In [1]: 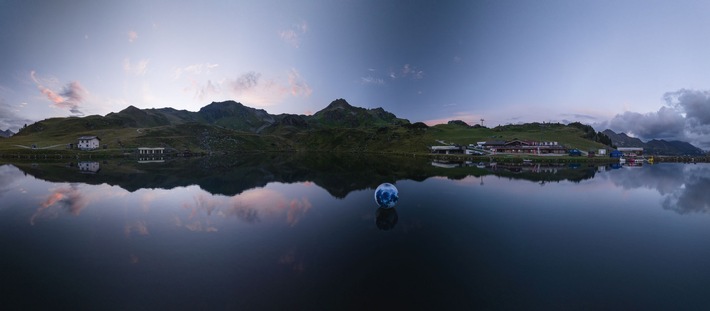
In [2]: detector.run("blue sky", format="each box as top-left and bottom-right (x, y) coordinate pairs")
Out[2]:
(3, 0), (710, 148)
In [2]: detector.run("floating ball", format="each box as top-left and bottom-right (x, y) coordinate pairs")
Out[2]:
(374, 183), (398, 208)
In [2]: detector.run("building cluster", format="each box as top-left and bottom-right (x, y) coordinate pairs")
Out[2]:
(430, 140), (566, 155)
(430, 140), (643, 158)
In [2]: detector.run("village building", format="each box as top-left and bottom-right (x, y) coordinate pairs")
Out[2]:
(77, 136), (100, 150)
(483, 140), (566, 155)
(429, 145), (465, 154)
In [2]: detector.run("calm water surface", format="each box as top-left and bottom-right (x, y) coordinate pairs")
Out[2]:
(2, 156), (710, 310)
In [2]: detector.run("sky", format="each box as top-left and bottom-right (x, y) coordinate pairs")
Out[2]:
(3, 0), (710, 148)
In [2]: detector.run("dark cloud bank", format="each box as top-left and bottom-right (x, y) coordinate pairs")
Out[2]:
(598, 89), (710, 149)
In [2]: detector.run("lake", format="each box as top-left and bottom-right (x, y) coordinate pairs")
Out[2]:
(2, 155), (710, 310)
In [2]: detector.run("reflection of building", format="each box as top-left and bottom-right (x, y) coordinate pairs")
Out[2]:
(431, 161), (461, 168)
(77, 136), (100, 150)
(483, 140), (566, 154)
(138, 158), (165, 163)
(137, 147), (166, 163)
(617, 147), (643, 157)
(78, 161), (100, 173)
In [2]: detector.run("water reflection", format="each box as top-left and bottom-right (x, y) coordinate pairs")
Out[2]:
(5, 155), (710, 216)
(4, 158), (710, 309)
(605, 163), (710, 214)
(31, 184), (88, 225)
(375, 207), (398, 230)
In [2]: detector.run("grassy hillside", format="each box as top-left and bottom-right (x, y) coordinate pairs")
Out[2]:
(426, 122), (609, 152)
(0, 119), (610, 156)
(0, 98), (612, 156)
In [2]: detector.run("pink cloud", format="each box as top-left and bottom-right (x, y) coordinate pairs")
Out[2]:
(30, 71), (86, 115)
(128, 30), (138, 43)
(287, 68), (312, 97)
(424, 112), (482, 126)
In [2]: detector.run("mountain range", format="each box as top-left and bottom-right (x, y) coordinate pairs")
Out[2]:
(10, 99), (428, 153)
(7, 98), (705, 155)
(602, 129), (704, 156)
(0, 129), (14, 138)
(96, 98), (410, 133)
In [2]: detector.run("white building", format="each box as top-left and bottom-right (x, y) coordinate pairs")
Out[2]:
(138, 147), (165, 155)
(77, 136), (100, 150)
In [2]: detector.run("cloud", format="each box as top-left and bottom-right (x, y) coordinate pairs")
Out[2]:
(664, 89), (710, 135)
(128, 30), (138, 43)
(287, 68), (312, 97)
(195, 80), (220, 100)
(225, 68), (311, 100)
(279, 20), (308, 48)
(389, 64), (424, 80)
(0, 100), (32, 132)
(606, 107), (685, 140)
(30, 71), (86, 115)
(602, 89), (710, 148)
(230, 71), (261, 93)
(361, 76), (385, 86)
(173, 63), (219, 80)
(559, 113), (599, 121)
(423, 112), (483, 126)
(123, 58), (149, 76)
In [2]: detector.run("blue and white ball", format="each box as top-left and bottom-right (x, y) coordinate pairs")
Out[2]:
(374, 183), (399, 208)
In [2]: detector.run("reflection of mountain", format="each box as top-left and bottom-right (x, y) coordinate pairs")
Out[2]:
(9, 154), (602, 198)
(606, 163), (710, 214)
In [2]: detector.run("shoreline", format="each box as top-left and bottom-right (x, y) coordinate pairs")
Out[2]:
(1, 148), (707, 164)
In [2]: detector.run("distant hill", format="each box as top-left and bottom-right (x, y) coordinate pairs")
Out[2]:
(602, 129), (705, 156)
(0, 129), (13, 138)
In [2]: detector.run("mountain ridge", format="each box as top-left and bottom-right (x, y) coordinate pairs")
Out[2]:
(602, 129), (704, 155)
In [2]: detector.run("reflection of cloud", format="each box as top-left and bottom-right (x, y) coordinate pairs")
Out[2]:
(175, 186), (315, 229)
(286, 197), (312, 227)
(31, 184), (89, 225)
(183, 220), (218, 232)
(124, 220), (150, 238)
(279, 249), (305, 273)
(0, 165), (24, 199)
(223, 201), (260, 223)
(608, 164), (710, 214)
(662, 172), (710, 214)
